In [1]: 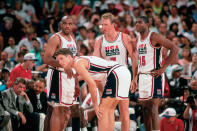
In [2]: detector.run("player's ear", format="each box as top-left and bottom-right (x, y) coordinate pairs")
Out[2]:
(68, 55), (72, 59)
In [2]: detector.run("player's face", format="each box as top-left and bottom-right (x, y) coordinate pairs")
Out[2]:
(101, 19), (114, 34)
(57, 54), (71, 69)
(61, 18), (73, 34)
(135, 18), (146, 33)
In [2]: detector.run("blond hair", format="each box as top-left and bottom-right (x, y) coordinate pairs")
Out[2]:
(101, 13), (115, 23)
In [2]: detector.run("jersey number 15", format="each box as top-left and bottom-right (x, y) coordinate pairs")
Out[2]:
(139, 56), (146, 66)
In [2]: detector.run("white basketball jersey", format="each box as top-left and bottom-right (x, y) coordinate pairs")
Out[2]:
(100, 32), (128, 67)
(74, 56), (118, 83)
(56, 33), (77, 56)
(137, 31), (162, 73)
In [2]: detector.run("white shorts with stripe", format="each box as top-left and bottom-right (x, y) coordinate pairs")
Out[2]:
(102, 65), (131, 99)
(138, 73), (165, 100)
(46, 68), (75, 106)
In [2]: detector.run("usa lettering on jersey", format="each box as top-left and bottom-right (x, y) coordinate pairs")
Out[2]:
(67, 44), (77, 55)
(138, 43), (147, 66)
(138, 44), (147, 54)
(105, 45), (120, 56)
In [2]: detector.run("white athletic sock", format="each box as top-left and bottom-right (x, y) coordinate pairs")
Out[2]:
(92, 126), (98, 131)
(80, 127), (88, 131)
(65, 127), (72, 131)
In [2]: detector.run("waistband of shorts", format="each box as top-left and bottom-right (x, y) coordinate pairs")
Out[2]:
(107, 64), (122, 76)
(48, 101), (73, 107)
(138, 71), (152, 75)
(49, 66), (64, 72)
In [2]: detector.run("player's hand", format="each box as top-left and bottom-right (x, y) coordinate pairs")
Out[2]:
(94, 105), (102, 119)
(74, 85), (80, 98)
(151, 67), (165, 78)
(131, 77), (137, 93)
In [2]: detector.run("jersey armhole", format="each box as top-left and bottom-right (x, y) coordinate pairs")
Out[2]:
(100, 37), (103, 57)
(150, 32), (161, 49)
(74, 57), (90, 70)
(121, 33), (129, 66)
(55, 34), (62, 49)
(121, 32), (127, 49)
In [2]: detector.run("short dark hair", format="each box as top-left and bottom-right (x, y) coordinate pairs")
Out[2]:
(55, 48), (73, 58)
(138, 16), (149, 23)
(13, 78), (27, 86)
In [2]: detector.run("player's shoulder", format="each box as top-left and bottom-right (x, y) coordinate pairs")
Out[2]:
(150, 31), (161, 39)
(121, 32), (129, 37)
(47, 33), (61, 44)
(96, 35), (103, 41)
(121, 32), (131, 42)
(49, 33), (60, 40)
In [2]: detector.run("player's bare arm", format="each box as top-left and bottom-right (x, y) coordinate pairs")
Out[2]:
(73, 59), (102, 119)
(73, 73), (80, 98)
(122, 33), (138, 92)
(43, 35), (61, 67)
(93, 38), (102, 57)
(151, 33), (179, 77)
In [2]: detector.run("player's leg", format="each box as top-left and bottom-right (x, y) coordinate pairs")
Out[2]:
(49, 106), (62, 131)
(80, 88), (101, 128)
(141, 100), (153, 131)
(119, 99), (130, 131)
(50, 106), (71, 131)
(152, 98), (161, 130)
(98, 97), (119, 131)
(115, 66), (131, 131)
(44, 102), (53, 131)
(98, 66), (130, 131)
(152, 74), (164, 130)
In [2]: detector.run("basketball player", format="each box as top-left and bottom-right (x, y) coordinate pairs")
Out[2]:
(134, 16), (178, 131)
(93, 13), (138, 131)
(55, 48), (131, 131)
(43, 16), (79, 131)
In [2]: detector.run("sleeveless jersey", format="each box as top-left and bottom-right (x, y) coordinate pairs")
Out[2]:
(46, 32), (77, 105)
(100, 32), (128, 67)
(56, 32), (77, 56)
(74, 56), (119, 82)
(137, 31), (162, 73)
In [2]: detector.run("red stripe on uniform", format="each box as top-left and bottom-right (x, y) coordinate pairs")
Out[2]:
(56, 34), (62, 48)
(49, 70), (54, 89)
(121, 33), (128, 65)
(138, 97), (152, 100)
(88, 70), (107, 74)
(151, 49), (156, 98)
(112, 70), (119, 98)
(149, 32), (161, 49)
(60, 102), (73, 106)
(59, 72), (62, 102)
(90, 63), (108, 69)
(74, 57), (90, 69)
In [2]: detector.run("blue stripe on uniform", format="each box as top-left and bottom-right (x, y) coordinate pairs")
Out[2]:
(155, 48), (161, 69)
(89, 64), (110, 73)
(153, 75), (163, 98)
